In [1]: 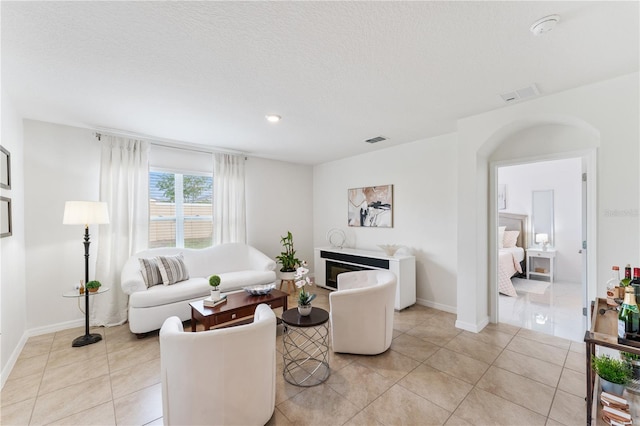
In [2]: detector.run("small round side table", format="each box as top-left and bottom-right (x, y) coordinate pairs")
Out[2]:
(62, 287), (110, 347)
(281, 307), (330, 386)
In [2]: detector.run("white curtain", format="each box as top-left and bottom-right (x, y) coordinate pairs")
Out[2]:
(93, 136), (149, 326)
(213, 153), (246, 244)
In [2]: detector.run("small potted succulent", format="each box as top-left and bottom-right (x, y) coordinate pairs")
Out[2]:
(209, 275), (221, 301)
(295, 262), (315, 316)
(275, 231), (301, 279)
(86, 280), (102, 293)
(592, 354), (632, 395)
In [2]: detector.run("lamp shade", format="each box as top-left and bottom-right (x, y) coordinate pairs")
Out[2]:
(63, 201), (110, 226)
(535, 233), (549, 244)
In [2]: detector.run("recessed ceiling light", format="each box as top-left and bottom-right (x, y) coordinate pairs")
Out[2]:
(530, 15), (560, 36)
(265, 114), (281, 123)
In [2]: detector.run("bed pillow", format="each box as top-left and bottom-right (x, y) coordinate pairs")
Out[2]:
(157, 254), (190, 285)
(503, 230), (520, 248)
(139, 257), (163, 288)
(498, 226), (506, 249)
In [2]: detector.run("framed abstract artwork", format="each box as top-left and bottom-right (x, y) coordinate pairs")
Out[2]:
(1, 196), (11, 238)
(348, 185), (393, 227)
(0, 145), (10, 190)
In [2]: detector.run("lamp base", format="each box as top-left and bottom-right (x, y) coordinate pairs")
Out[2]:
(72, 333), (102, 347)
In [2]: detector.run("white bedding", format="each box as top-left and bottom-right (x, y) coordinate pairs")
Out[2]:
(498, 247), (524, 297)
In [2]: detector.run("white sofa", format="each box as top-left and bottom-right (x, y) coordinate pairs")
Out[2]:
(160, 304), (276, 426)
(329, 269), (397, 355)
(121, 243), (276, 334)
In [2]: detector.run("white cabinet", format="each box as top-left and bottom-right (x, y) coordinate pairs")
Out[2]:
(314, 247), (416, 310)
(526, 248), (556, 283)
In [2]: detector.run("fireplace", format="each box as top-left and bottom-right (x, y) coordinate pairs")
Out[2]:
(314, 247), (416, 310)
(325, 260), (372, 289)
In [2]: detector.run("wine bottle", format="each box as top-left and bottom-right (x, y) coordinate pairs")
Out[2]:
(606, 266), (621, 299)
(621, 264), (632, 287)
(619, 285), (639, 338)
(631, 267), (640, 304)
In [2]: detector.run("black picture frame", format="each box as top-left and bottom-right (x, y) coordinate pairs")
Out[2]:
(0, 145), (10, 190)
(1, 196), (12, 238)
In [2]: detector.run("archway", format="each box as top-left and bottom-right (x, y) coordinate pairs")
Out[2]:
(487, 121), (599, 331)
(454, 115), (600, 334)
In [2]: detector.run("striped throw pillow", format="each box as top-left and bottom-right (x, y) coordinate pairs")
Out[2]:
(157, 254), (189, 285)
(139, 257), (163, 288)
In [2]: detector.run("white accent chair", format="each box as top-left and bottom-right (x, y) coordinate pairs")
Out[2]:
(159, 304), (276, 426)
(329, 269), (397, 355)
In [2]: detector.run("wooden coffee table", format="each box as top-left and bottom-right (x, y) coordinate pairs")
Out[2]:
(189, 288), (288, 332)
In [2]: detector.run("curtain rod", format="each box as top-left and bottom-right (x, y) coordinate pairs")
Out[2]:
(93, 128), (246, 157)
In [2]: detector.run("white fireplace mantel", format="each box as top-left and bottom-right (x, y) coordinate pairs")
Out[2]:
(314, 247), (416, 310)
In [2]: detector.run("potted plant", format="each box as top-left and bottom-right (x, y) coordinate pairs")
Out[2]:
(209, 275), (221, 301)
(295, 262), (315, 316)
(86, 280), (102, 293)
(275, 231), (301, 279)
(592, 354), (632, 395)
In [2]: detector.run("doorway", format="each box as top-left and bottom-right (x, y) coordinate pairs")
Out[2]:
(495, 156), (586, 341)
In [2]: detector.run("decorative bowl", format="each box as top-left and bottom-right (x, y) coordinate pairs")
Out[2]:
(378, 244), (401, 257)
(243, 283), (276, 296)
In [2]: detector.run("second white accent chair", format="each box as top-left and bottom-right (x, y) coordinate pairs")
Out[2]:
(159, 304), (276, 426)
(329, 269), (397, 355)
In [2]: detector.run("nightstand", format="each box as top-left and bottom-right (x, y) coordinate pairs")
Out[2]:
(526, 248), (556, 283)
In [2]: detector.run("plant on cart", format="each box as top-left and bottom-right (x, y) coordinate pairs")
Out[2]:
(592, 354), (632, 385)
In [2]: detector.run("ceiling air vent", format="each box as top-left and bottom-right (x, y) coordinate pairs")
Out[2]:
(500, 84), (540, 104)
(365, 136), (387, 144)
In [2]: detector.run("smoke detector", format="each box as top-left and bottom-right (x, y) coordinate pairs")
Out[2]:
(530, 15), (560, 35)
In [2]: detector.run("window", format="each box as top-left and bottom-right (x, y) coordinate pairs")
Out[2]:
(149, 170), (213, 248)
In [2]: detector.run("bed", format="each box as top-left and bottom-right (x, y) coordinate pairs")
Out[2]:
(498, 212), (528, 297)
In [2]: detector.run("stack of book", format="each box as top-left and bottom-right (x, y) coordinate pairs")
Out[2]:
(601, 391), (633, 425)
(203, 294), (227, 308)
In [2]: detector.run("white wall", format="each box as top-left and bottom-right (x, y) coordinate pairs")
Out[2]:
(1, 90), (26, 385)
(456, 72), (640, 332)
(245, 157), (314, 269)
(499, 158), (582, 283)
(24, 120), (101, 331)
(313, 133), (458, 311)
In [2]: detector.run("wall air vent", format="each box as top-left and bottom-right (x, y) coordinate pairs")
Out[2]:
(365, 136), (388, 144)
(500, 84), (540, 104)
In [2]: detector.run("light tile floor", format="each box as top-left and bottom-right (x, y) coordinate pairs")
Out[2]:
(2, 287), (587, 425)
(499, 279), (586, 342)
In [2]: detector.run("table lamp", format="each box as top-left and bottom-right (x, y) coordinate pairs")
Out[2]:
(63, 201), (109, 347)
(535, 233), (549, 251)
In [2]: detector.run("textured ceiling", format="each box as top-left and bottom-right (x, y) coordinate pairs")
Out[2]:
(2, 1), (638, 165)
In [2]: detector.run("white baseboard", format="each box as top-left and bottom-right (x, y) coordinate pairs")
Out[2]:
(27, 319), (84, 338)
(415, 297), (457, 314)
(1, 318), (84, 390)
(455, 316), (490, 333)
(1, 333), (28, 390)
(413, 299), (490, 333)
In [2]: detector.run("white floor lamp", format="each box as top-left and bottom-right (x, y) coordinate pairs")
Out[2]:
(63, 201), (110, 347)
